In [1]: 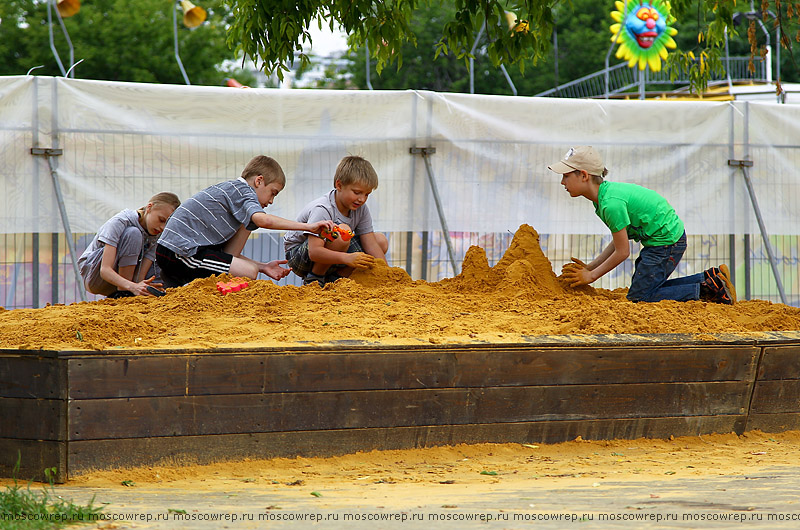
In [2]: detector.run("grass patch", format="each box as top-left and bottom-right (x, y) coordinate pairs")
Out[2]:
(1, 459), (102, 529)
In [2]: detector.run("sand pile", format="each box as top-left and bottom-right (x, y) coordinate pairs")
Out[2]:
(1, 224), (800, 351)
(444, 224), (591, 298)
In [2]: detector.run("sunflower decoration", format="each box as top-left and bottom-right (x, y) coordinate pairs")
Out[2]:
(610, 0), (678, 71)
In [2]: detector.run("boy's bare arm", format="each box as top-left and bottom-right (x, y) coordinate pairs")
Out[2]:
(307, 236), (374, 269)
(589, 230), (630, 281)
(587, 242), (616, 270)
(564, 230), (630, 287)
(252, 212), (333, 233)
(359, 232), (387, 262)
(223, 225), (251, 257)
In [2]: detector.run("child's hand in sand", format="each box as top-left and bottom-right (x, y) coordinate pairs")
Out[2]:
(346, 252), (375, 270)
(562, 265), (594, 287)
(561, 257), (588, 274)
(262, 259), (292, 280)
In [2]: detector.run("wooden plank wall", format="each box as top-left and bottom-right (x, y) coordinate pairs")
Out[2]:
(64, 344), (760, 475)
(0, 354), (67, 481)
(747, 344), (800, 432)
(8, 341), (800, 481)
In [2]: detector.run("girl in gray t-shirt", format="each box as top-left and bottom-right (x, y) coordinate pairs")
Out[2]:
(78, 192), (180, 297)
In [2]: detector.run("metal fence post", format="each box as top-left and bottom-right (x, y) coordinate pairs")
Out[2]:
(30, 147), (87, 302)
(409, 147), (459, 275)
(728, 159), (787, 304)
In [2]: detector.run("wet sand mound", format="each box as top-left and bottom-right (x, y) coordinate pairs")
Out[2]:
(440, 224), (592, 298)
(349, 259), (413, 287)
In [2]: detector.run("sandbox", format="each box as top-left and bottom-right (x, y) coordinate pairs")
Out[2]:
(2, 226), (800, 482)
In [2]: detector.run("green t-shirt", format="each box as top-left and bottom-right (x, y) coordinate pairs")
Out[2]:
(594, 181), (684, 247)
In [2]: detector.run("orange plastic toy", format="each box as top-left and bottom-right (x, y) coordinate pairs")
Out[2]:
(321, 226), (354, 242)
(216, 279), (249, 295)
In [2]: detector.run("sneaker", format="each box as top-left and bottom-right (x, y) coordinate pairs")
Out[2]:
(703, 267), (721, 282)
(302, 273), (325, 287)
(324, 271), (345, 284)
(108, 290), (134, 299)
(718, 264), (737, 304)
(700, 275), (734, 305)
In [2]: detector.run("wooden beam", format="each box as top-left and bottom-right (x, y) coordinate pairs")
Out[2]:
(757, 345), (800, 380)
(0, 355), (65, 399)
(0, 398), (66, 440)
(66, 415), (746, 475)
(64, 346), (760, 398)
(68, 382), (751, 440)
(0, 438), (66, 483)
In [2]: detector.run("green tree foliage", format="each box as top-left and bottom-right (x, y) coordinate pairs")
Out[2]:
(0, 0), (252, 86)
(341, 0), (612, 95)
(667, 0), (800, 91)
(225, 0), (799, 93)
(225, 0), (555, 81)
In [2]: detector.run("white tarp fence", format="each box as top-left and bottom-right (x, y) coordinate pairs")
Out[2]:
(1, 75), (799, 237)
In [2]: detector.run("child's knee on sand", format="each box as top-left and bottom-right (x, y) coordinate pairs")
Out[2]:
(374, 232), (389, 254)
(116, 227), (145, 269)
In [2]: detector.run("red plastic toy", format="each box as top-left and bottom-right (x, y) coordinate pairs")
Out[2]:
(216, 279), (249, 295)
(321, 226), (354, 242)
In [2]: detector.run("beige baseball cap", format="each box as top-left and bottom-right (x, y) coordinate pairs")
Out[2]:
(548, 146), (606, 176)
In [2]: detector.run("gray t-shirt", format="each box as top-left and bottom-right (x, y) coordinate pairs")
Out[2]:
(159, 178), (264, 257)
(284, 189), (374, 252)
(78, 209), (157, 295)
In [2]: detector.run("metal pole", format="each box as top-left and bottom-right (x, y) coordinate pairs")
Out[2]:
(724, 27), (733, 92)
(47, 0), (68, 76)
(605, 0), (628, 98)
(776, 25), (781, 101)
(32, 78), (41, 308)
(409, 147), (459, 275)
(469, 24), (486, 94)
(498, 64), (517, 96)
(173, 1), (191, 85)
(365, 41), (373, 90)
(31, 148), (87, 302)
(744, 234), (751, 299)
(54, 4), (75, 77)
(727, 103), (736, 299)
(728, 159), (787, 304)
(754, 18), (772, 84)
(638, 67), (645, 100)
(552, 22), (559, 95)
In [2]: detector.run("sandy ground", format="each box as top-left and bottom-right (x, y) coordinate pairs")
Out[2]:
(5, 431), (800, 529)
(1, 225), (800, 351)
(68, 430), (800, 490)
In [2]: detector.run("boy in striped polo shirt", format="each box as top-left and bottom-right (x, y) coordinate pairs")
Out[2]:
(156, 155), (334, 289)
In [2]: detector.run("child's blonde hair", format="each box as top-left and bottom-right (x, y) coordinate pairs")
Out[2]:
(241, 155), (286, 186)
(334, 156), (379, 189)
(148, 192), (180, 210)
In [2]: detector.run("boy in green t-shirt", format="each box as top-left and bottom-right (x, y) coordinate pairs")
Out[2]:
(548, 146), (735, 304)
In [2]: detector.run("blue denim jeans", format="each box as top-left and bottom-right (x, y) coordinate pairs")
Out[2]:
(627, 233), (702, 302)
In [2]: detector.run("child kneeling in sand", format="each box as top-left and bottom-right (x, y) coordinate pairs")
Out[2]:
(156, 155), (334, 288)
(284, 155), (389, 286)
(548, 146), (735, 304)
(79, 192), (181, 298)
